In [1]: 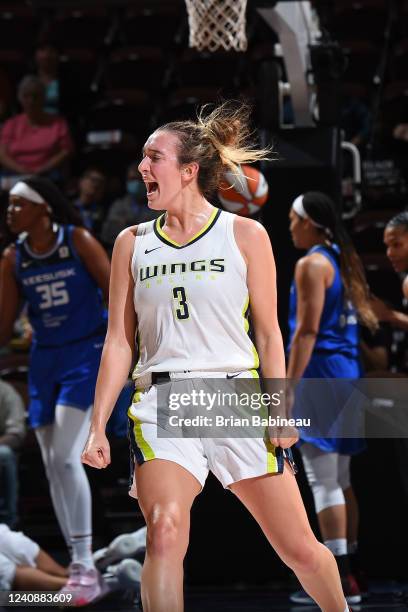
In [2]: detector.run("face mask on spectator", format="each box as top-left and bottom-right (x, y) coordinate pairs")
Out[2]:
(127, 180), (144, 197)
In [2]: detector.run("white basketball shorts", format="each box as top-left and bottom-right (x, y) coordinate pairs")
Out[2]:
(127, 371), (295, 498)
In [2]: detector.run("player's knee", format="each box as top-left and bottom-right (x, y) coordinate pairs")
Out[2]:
(281, 535), (320, 575)
(12, 565), (34, 590)
(52, 450), (79, 474)
(52, 454), (70, 473)
(309, 479), (344, 514)
(145, 505), (185, 557)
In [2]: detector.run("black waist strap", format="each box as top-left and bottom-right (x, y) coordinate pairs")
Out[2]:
(151, 372), (171, 384)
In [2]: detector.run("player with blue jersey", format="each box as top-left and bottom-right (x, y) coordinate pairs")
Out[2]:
(0, 176), (110, 606)
(371, 210), (408, 553)
(288, 241), (362, 454)
(287, 191), (377, 606)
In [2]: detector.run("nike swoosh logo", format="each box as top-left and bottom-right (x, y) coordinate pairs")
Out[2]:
(145, 247), (163, 254)
(22, 261), (32, 268)
(226, 372), (241, 379)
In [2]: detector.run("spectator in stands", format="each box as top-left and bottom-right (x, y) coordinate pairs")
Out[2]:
(341, 94), (372, 149)
(33, 41), (78, 122)
(73, 167), (107, 236)
(100, 162), (159, 249)
(34, 42), (61, 116)
(0, 379), (26, 528)
(0, 75), (73, 181)
(393, 123), (408, 143)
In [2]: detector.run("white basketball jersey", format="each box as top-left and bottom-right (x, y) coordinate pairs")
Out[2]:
(131, 208), (259, 379)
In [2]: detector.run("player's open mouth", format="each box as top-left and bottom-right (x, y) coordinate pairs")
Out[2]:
(146, 181), (158, 196)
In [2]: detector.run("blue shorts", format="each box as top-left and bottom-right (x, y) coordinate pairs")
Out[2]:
(295, 352), (365, 455)
(28, 334), (104, 428)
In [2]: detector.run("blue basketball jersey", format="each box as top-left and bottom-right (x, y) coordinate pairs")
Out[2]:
(14, 225), (107, 347)
(288, 244), (359, 359)
(288, 244), (364, 454)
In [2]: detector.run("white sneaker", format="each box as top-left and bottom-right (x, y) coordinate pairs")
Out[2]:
(94, 526), (147, 571)
(59, 562), (108, 607)
(102, 558), (142, 591)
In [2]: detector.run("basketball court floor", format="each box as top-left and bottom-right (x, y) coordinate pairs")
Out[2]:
(1, 585), (407, 611)
(127, 588), (408, 612)
(94, 587), (408, 611)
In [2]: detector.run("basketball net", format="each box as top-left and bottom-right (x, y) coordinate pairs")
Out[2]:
(185, 0), (248, 52)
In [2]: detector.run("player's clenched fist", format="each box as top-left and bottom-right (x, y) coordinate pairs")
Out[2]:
(81, 430), (111, 469)
(269, 425), (299, 449)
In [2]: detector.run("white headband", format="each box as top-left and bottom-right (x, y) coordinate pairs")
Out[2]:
(292, 194), (307, 219)
(292, 194), (325, 230)
(10, 182), (45, 204)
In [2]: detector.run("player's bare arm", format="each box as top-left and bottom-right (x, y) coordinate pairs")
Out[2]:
(0, 246), (20, 346)
(82, 227), (137, 469)
(287, 255), (330, 379)
(234, 216), (297, 448)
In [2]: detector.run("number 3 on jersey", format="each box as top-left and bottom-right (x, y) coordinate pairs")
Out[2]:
(172, 286), (190, 320)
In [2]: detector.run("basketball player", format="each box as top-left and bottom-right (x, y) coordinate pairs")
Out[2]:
(287, 192), (377, 605)
(371, 210), (408, 329)
(0, 522), (69, 591)
(82, 102), (352, 612)
(0, 176), (110, 605)
(371, 211), (408, 513)
(0, 522), (142, 596)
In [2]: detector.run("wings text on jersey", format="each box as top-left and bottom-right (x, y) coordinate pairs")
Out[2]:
(138, 258), (225, 282)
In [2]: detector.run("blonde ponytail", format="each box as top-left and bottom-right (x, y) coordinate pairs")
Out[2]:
(159, 100), (272, 198)
(197, 101), (273, 175)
